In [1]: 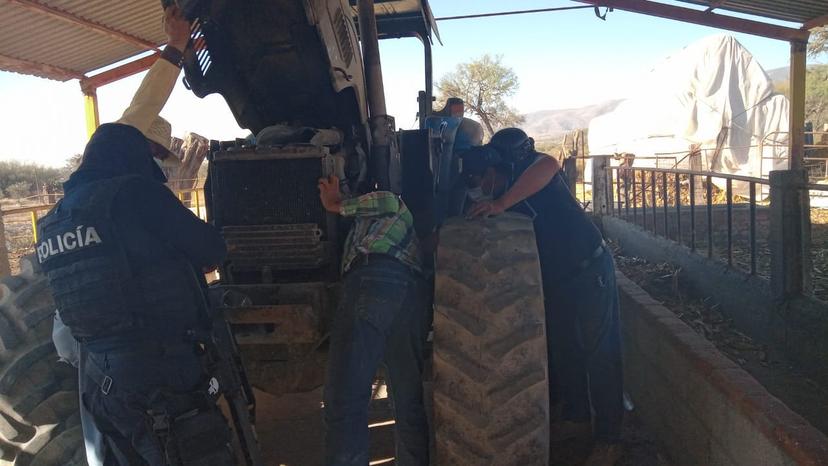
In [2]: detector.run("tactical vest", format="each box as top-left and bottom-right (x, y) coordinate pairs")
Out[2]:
(37, 176), (205, 340)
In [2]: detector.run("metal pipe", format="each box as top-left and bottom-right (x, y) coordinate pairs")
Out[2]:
(690, 174), (696, 251)
(662, 172), (668, 239)
(706, 176), (713, 259)
(726, 178), (733, 266)
(83, 88), (100, 139)
(423, 36), (433, 118)
(358, 0), (387, 117)
(651, 170), (657, 233)
(749, 182), (757, 275)
(641, 170), (647, 229)
(358, 0), (394, 190)
(624, 169), (630, 219)
(675, 174), (682, 245)
(30, 211), (39, 243)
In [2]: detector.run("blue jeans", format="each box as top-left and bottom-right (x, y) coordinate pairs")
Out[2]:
(545, 247), (624, 442)
(324, 256), (430, 466)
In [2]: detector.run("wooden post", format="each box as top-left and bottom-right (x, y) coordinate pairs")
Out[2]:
(689, 144), (705, 204)
(789, 39), (808, 171)
(0, 209), (11, 278)
(591, 155), (612, 215)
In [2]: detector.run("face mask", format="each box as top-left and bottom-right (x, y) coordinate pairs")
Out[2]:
(466, 187), (488, 203)
(467, 177), (498, 203)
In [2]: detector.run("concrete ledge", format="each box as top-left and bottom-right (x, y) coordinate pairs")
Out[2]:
(617, 271), (828, 466)
(603, 215), (828, 387)
(603, 215), (773, 341)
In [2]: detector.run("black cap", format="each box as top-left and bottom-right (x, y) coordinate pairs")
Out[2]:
(489, 127), (534, 163)
(460, 145), (503, 177)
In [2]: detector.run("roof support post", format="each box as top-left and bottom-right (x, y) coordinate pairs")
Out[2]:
(83, 87), (100, 139)
(77, 53), (160, 141)
(789, 39), (808, 170)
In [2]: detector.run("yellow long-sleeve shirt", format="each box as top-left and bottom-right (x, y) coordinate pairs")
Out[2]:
(115, 52), (181, 134)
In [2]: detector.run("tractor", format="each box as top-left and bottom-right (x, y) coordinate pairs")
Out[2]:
(0, 1), (550, 464)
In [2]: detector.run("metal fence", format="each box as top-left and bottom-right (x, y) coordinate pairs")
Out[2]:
(807, 182), (828, 302)
(590, 156), (821, 303)
(603, 166), (770, 276)
(0, 181), (206, 275)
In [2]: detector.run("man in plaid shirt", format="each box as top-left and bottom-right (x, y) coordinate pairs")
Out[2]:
(318, 176), (430, 466)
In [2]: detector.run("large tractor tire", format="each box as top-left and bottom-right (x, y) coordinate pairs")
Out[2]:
(434, 213), (549, 466)
(0, 256), (85, 466)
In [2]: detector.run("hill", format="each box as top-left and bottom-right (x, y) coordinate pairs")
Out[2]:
(522, 99), (623, 142)
(766, 67), (788, 83)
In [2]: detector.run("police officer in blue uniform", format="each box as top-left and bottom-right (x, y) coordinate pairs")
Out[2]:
(38, 126), (234, 466)
(36, 8), (236, 465)
(465, 128), (624, 466)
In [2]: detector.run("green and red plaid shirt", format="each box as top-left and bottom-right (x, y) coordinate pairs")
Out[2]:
(340, 191), (422, 274)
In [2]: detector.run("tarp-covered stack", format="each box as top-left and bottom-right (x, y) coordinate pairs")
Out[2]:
(588, 34), (789, 195)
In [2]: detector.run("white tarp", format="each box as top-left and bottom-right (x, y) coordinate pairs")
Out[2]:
(587, 34), (789, 195)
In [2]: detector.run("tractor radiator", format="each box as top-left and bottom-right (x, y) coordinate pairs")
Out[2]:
(208, 144), (338, 284)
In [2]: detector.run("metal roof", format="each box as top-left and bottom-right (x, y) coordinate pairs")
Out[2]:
(0, 0), (165, 81)
(676, 1), (828, 28)
(1, 0), (826, 83)
(352, 0), (440, 42)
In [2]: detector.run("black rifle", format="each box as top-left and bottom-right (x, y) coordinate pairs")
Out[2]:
(201, 303), (264, 466)
(191, 270), (264, 466)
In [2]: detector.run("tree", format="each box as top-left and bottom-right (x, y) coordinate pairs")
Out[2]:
(774, 65), (828, 128)
(61, 153), (83, 180)
(0, 161), (62, 197)
(809, 27), (828, 58)
(436, 54), (524, 138)
(6, 181), (31, 201)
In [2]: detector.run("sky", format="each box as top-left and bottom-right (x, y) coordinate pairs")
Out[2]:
(0, 0), (803, 168)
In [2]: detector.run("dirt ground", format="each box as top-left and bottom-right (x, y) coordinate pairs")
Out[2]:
(253, 369), (670, 466)
(614, 247), (828, 437)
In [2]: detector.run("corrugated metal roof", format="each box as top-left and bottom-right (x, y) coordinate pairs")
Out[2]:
(675, 1), (827, 28)
(0, 0), (164, 81)
(1, 0), (826, 83)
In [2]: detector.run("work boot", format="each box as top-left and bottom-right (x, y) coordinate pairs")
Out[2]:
(549, 420), (592, 442)
(583, 442), (623, 466)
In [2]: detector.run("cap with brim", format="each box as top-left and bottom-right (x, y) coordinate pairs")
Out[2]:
(144, 116), (175, 159)
(460, 145), (503, 177)
(144, 117), (181, 168)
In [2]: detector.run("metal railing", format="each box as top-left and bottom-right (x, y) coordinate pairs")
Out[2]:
(603, 166), (770, 276)
(174, 187), (207, 220)
(1, 182), (207, 275)
(1, 204), (57, 243)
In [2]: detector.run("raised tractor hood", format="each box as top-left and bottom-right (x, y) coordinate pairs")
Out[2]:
(179, 0), (437, 135)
